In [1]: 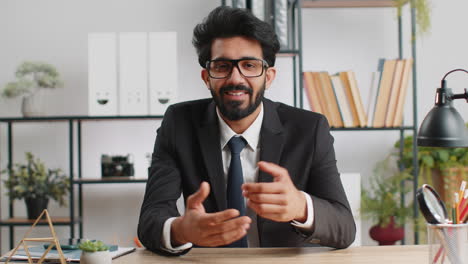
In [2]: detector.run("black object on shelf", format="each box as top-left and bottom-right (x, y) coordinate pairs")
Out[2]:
(101, 154), (135, 177)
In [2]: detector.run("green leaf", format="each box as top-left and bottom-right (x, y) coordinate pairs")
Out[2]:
(78, 240), (109, 252)
(421, 155), (434, 167)
(436, 150), (450, 162)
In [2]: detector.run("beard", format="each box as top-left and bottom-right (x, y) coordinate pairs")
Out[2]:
(210, 83), (265, 121)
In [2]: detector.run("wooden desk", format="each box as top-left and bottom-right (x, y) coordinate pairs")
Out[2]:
(114, 245), (429, 264)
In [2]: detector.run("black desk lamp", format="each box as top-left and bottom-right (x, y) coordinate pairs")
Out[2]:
(417, 69), (468, 147)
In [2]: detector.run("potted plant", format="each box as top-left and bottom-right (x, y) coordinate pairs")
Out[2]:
(395, 134), (468, 205)
(2, 152), (69, 219)
(361, 156), (413, 245)
(1, 61), (64, 117)
(78, 240), (111, 264)
(395, 0), (431, 35)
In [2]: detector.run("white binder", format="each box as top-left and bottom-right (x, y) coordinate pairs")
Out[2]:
(119, 32), (149, 115)
(148, 32), (178, 116)
(88, 33), (118, 116)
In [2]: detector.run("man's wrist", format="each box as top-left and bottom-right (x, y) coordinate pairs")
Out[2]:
(171, 216), (188, 245)
(293, 191), (308, 222)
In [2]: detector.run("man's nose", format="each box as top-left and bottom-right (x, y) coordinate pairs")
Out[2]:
(226, 65), (245, 84)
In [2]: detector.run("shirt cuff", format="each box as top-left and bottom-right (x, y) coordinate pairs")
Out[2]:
(290, 191), (314, 230)
(161, 217), (193, 253)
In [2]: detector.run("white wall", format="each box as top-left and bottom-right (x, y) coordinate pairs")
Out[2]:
(1, 0), (468, 252)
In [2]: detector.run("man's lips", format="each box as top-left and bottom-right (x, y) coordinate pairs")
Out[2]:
(223, 90), (250, 100)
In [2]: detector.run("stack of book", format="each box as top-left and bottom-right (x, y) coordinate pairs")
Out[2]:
(370, 58), (413, 128)
(303, 70), (367, 128)
(303, 58), (412, 128)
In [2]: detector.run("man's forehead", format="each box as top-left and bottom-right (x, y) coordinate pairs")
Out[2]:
(210, 36), (263, 60)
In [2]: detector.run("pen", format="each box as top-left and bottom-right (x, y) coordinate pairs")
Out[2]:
(453, 193), (459, 224)
(458, 191), (468, 213)
(458, 181), (466, 201)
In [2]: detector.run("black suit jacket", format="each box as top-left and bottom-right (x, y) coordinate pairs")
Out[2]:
(138, 98), (356, 256)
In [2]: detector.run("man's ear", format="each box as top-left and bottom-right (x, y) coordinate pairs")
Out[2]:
(201, 69), (210, 88)
(265, 67), (277, 89)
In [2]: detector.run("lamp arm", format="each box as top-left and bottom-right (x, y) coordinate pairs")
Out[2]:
(440, 69), (468, 103)
(450, 89), (468, 103)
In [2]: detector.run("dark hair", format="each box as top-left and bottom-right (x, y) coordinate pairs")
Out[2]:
(192, 6), (280, 68)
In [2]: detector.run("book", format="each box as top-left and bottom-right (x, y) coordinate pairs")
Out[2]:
(330, 74), (354, 127)
(339, 71), (360, 127)
(392, 58), (413, 126)
(1, 245), (135, 263)
(318, 72), (344, 128)
(311, 72), (333, 126)
(345, 71), (367, 127)
(303, 72), (324, 114)
(384, 59), (404, 127)
(366, 71), (382, 127)
(372, 59), (397, 127)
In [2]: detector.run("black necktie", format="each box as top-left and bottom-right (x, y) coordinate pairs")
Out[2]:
(227, 136), (248, 247)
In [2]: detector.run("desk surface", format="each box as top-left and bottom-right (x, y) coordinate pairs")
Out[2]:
(113, 245), (428, 264)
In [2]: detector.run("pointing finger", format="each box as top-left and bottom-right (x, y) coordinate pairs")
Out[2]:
(257, 161), (290, 182)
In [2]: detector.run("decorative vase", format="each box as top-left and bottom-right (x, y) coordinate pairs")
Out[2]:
(80, 250), (112, 264)
(369, 216), (404, 245)
(25, 197), (49, 220)
(21, 89), (46, 117)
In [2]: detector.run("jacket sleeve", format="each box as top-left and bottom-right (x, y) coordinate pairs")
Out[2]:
(303, 115), (356, 249)
(137, 106), (191, 256)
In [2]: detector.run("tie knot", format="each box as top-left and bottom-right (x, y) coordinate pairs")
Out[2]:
(228, 136), (247, 155)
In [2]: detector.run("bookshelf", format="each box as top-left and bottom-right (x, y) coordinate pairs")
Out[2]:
(301, 0), (420, 243)
(0, 115), (162, 249)
(302, 0), (397, 8)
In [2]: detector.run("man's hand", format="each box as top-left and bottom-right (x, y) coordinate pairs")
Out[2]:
(171, 182), (251, 247)
(242, 161), (307, 223)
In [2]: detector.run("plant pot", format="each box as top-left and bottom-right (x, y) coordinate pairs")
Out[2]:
(21, 89), (46, 117)
(431, 167), (468, 205)
(80, 250), (111, 264)
(369, 216), (404, 245)
(25, 197), (49, 220)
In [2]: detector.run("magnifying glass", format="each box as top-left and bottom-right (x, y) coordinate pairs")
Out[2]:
(416, 184), (463, 264)
(416, 184), (449, 224)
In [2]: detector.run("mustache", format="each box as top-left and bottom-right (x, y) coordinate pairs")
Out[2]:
(219, 85), (253, 95)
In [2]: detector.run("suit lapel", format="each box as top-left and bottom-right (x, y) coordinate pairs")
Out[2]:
(258, 99), (285, 183)
(257, 99), (285, 244)
(196, 101), (227, 211)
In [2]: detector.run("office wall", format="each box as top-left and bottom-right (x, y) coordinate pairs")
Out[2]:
(1, 0), (468, 252)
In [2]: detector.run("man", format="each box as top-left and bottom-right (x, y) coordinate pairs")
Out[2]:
(138, 6), (355, 256)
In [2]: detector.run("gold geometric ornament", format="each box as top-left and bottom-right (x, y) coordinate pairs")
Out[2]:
(5, 209), (67, 264)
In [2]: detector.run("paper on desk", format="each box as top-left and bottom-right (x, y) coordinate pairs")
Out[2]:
(2, 246), (135, 262)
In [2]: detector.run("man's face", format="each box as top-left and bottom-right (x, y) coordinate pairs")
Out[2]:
(202, 36), (276, 121)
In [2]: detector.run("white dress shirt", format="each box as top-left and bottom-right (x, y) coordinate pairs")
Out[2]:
(160, 103), (314, 253)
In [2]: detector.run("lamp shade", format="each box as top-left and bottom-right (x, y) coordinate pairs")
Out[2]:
(417, 103), (468, 147)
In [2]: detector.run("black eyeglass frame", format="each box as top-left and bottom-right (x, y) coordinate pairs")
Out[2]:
(205, 58), (269, 79)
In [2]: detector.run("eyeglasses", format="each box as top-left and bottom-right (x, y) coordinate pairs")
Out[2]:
(206, 58), (269, 79)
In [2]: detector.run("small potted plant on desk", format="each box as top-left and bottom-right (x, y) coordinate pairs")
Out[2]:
(361, 157), (413, 245)
(2, 152), (69, 219)
(78, 240), (111, 264)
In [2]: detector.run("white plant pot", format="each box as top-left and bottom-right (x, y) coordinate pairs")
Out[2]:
(21, 89), (46, 117)
(80, 250), (112, 264)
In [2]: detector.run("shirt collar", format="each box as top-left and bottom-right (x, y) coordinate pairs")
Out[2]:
(217, 103), (264, 151)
